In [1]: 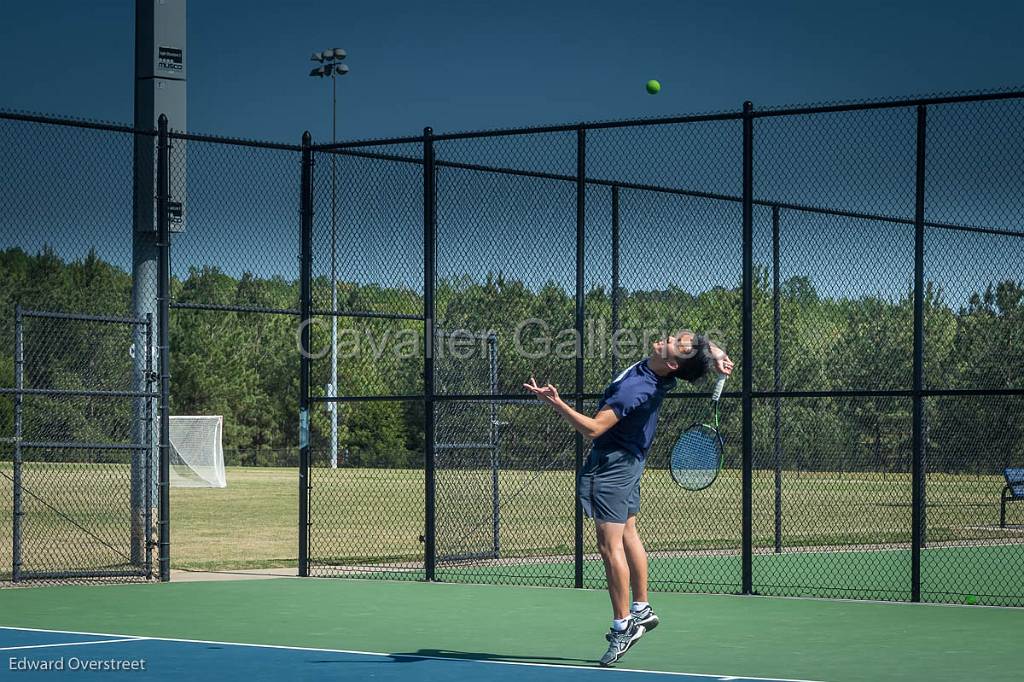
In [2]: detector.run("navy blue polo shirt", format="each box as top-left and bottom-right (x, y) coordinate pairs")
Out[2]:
(592, 360), (677, 459)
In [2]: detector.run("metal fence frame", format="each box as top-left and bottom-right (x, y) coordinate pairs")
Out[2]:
(2, 87), (1023, 602)
(0, 111), (172, 583)
(2, 307), (157, 582)
(302, 88), (1024, 603)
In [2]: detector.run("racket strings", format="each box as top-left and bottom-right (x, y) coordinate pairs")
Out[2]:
(670, 425), (722, 491)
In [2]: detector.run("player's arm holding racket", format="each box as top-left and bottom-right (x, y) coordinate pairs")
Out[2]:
(522, 377), (619, 439)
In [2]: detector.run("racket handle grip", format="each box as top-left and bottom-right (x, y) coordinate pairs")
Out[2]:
(711, 374), (727, 401)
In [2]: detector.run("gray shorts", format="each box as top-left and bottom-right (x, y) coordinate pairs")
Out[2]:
(577, 447), (645, 524)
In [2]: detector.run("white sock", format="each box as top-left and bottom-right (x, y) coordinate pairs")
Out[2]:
(631, 601), (649, 613)
(612, 617), (630, 631)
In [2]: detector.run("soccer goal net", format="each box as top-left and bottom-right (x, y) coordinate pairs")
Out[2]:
(169, 416), (227, 488)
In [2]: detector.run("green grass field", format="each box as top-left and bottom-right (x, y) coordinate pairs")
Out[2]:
(2, 463), (1022, 604)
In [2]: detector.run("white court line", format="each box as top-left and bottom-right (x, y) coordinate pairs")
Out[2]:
(0, 626), (825, 682)
(0, 637), (147, 651)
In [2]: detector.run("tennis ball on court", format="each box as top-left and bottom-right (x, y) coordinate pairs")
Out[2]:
(646, 79), (661, 95)
(966, 595), (978, 605)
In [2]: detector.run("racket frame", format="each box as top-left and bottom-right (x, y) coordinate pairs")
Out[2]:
(669, 420), (725, 491)
(669, 374), (727, 491)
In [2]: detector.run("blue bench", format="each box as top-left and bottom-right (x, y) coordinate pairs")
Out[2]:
(1001, 468), (1024, 528)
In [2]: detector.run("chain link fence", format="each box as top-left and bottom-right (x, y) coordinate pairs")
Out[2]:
(165, 129), (304, 495)
(304, 93), (1022, 604)
(0, 114), (160, 584)
(3, 89), (1023, 603)
(3, 309), (155, 582)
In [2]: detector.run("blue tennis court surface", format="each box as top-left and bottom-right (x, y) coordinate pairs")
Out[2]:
(1, 627), (818, 681)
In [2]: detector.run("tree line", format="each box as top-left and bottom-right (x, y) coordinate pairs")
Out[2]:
(0, 246), (1020, 474)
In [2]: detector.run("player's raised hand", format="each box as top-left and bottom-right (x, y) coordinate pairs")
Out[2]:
(714, 353), (734, 376)
(523, 376), (561, 406)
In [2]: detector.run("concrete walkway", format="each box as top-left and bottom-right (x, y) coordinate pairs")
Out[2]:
(169, 567), (298, 582)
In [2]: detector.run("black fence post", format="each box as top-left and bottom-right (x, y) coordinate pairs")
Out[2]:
(911, 105), (928, 602)
(145, 312), (154, 579)
(741, 101), (754, 595)
(298, 131), (314, 578)
(611, 185), (621, 378)
(487, 332), (500, 559)
(574, 124), (586, 589)
(921, 410), (928, 547)
(772, 205), (783, 555)
(12, 304), (23, 583)
(156, 114), (172, 583)
(423, 127), (438, 582)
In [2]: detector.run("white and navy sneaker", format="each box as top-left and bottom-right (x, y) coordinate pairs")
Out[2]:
(599, 621), (645, 667)
(630, 604), (659, 632)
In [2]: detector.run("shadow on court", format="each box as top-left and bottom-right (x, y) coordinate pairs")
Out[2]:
(387, 649), (594, 667)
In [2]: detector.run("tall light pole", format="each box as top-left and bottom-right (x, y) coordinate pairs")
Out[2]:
(310, 48), (349, 469)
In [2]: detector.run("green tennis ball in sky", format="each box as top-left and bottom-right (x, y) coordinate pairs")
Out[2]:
(646, 79), (661, 95)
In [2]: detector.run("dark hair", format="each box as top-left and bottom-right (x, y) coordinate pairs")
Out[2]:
(671, 334), (716, 383)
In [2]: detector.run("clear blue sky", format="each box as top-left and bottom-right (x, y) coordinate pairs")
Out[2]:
(2, 0), (1022, 314)
(2, 0), (1023, 142)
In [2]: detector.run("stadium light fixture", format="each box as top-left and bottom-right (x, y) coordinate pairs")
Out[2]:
(306, 46), (349, 469)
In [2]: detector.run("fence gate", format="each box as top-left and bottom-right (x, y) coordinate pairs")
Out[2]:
(6, 308), (156, 582)
(434, 330), (501, 563)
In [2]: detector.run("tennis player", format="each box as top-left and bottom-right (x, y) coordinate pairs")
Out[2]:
(524, 331), (733, 666)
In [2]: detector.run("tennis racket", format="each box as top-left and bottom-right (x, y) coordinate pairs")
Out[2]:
(670, 374), (727, 491)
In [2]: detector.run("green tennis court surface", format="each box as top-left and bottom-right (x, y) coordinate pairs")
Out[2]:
(2, 578), (1022, 681)
(341, 543), (1024, 606)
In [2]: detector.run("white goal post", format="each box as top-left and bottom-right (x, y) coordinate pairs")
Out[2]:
(169, 416), (227, 488)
